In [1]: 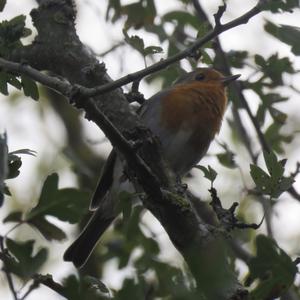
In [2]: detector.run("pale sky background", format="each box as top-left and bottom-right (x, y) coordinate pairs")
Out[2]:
(0, 0), (300, 299)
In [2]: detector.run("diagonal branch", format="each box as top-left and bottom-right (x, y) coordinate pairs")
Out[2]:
(70, 2), (262, 97)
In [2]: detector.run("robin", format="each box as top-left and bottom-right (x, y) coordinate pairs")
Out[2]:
(64, 68), (240, 267)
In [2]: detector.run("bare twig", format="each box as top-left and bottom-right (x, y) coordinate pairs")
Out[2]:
(213, 2), (226, 28)
(0, 236), (18, 300)
(97, 41), (126, 57)
(20, 281), (39, 300)
(32, 274), (68, 298)
(209, 188), (263, 231)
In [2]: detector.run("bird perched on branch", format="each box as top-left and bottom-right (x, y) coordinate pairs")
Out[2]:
(64, 68), (240, 267)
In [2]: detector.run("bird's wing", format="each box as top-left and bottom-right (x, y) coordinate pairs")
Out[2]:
(90, 89), (172, 210)
(89, 149), (117, 210)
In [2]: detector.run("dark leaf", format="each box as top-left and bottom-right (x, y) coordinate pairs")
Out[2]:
(144, 45), (163, 56)
(28, 217), (66, 241)
(227, 50), (248, 68)
(261, 0), (299, 13)
(163, 11), (201, 29)
(263, 151), (284, 179)
(5, 238), (48, 279)
(106, 0), (122, 22)
(0, 132), (8, 202)
(0, 71), (8, 95)
(265, 21), (300, 56)
(84, 276), (110, 293)
(0, 0), (6, 12)
(3, 211), (23, 223)
(7, 156), (22, 179)
(265, 122), (293, 154)
(26, 173), (89, 224)
(250, 152), (295, 198)
(63, 274), (104, 300)
(123, 29), (144, 55)
(217, 148), (237, 169)
(117, 191), (134, 225)
(9, 148), (36, 156)
(248, 235), (297, 299)
(195, 165), (217, 184)
(122, 0), (156, 30)
(21, 75), (39, 100)
(250, 164), (271, 195)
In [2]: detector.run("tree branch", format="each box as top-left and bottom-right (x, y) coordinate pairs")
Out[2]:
(32, 274), (68, 299)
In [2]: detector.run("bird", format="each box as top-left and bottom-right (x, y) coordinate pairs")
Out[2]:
(63, 67), (240, 267)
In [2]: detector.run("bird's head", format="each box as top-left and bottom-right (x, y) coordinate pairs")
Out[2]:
(174, 68), (240, 87)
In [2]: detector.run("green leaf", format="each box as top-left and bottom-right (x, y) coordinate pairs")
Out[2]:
(106, 0), (122, 23)
(21, 75), (39, 100)
(255, 53), (294, 85)
(28, 217), (66, 241)
(250, 164), (271, 194)
(248, 235), (297, 299)
(227, 50), (248, 68)
(195, 165), (217, 184)
(254, 54), (265, 67)
(0, 15), (30, 56)
(265, 21), (300, 56)
(3, 211), (23, 223)
(0, 0), (6, 12)
(261, 0), (299, 13)
(7, 75), (22, 90)
(0, 131), (8, 199)
(5, 239), (48, 279)
(200, 49), (213, 65)
(144, 45), (163, 56)
(117, 191), (133, 224)
(163, 11), (201, 29)
(123, 29), (145, 54)
(25, 173), (89, 240)
(265, 122), (293, 154)
(250, 152), (295, 198)
(9, 148), (36, 156)
(7, 156), (22, 179)
(216, 145), (237, 169)
(263, 151), (284, 179)
(26, 173), (89, 223)
(0, 71), (8, 95)
(84, 276), (110, 293)
(121, 0), (156, 30)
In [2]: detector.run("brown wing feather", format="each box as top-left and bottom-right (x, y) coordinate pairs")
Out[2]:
(89, 150), (117, 210)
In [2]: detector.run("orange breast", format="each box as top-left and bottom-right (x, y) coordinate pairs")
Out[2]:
(160, 82), (227, 143)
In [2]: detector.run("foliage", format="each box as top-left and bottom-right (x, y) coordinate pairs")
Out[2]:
(1, 0), (300, 300)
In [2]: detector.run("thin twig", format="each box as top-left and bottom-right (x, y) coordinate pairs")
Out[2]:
(97, 41), (126, 57)
(213, 2), (226, 28)
(32, 274), (68, 298)
(0, 236), (18, 300)
(20, 281), (39, 300)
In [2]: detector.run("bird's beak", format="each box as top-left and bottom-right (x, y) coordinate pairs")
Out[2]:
(221, 74), (240, 86)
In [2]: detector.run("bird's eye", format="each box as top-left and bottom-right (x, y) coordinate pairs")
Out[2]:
(195, 73), (205, 81)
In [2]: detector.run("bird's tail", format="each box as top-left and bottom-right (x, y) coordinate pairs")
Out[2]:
(63, 209), (114, 268)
